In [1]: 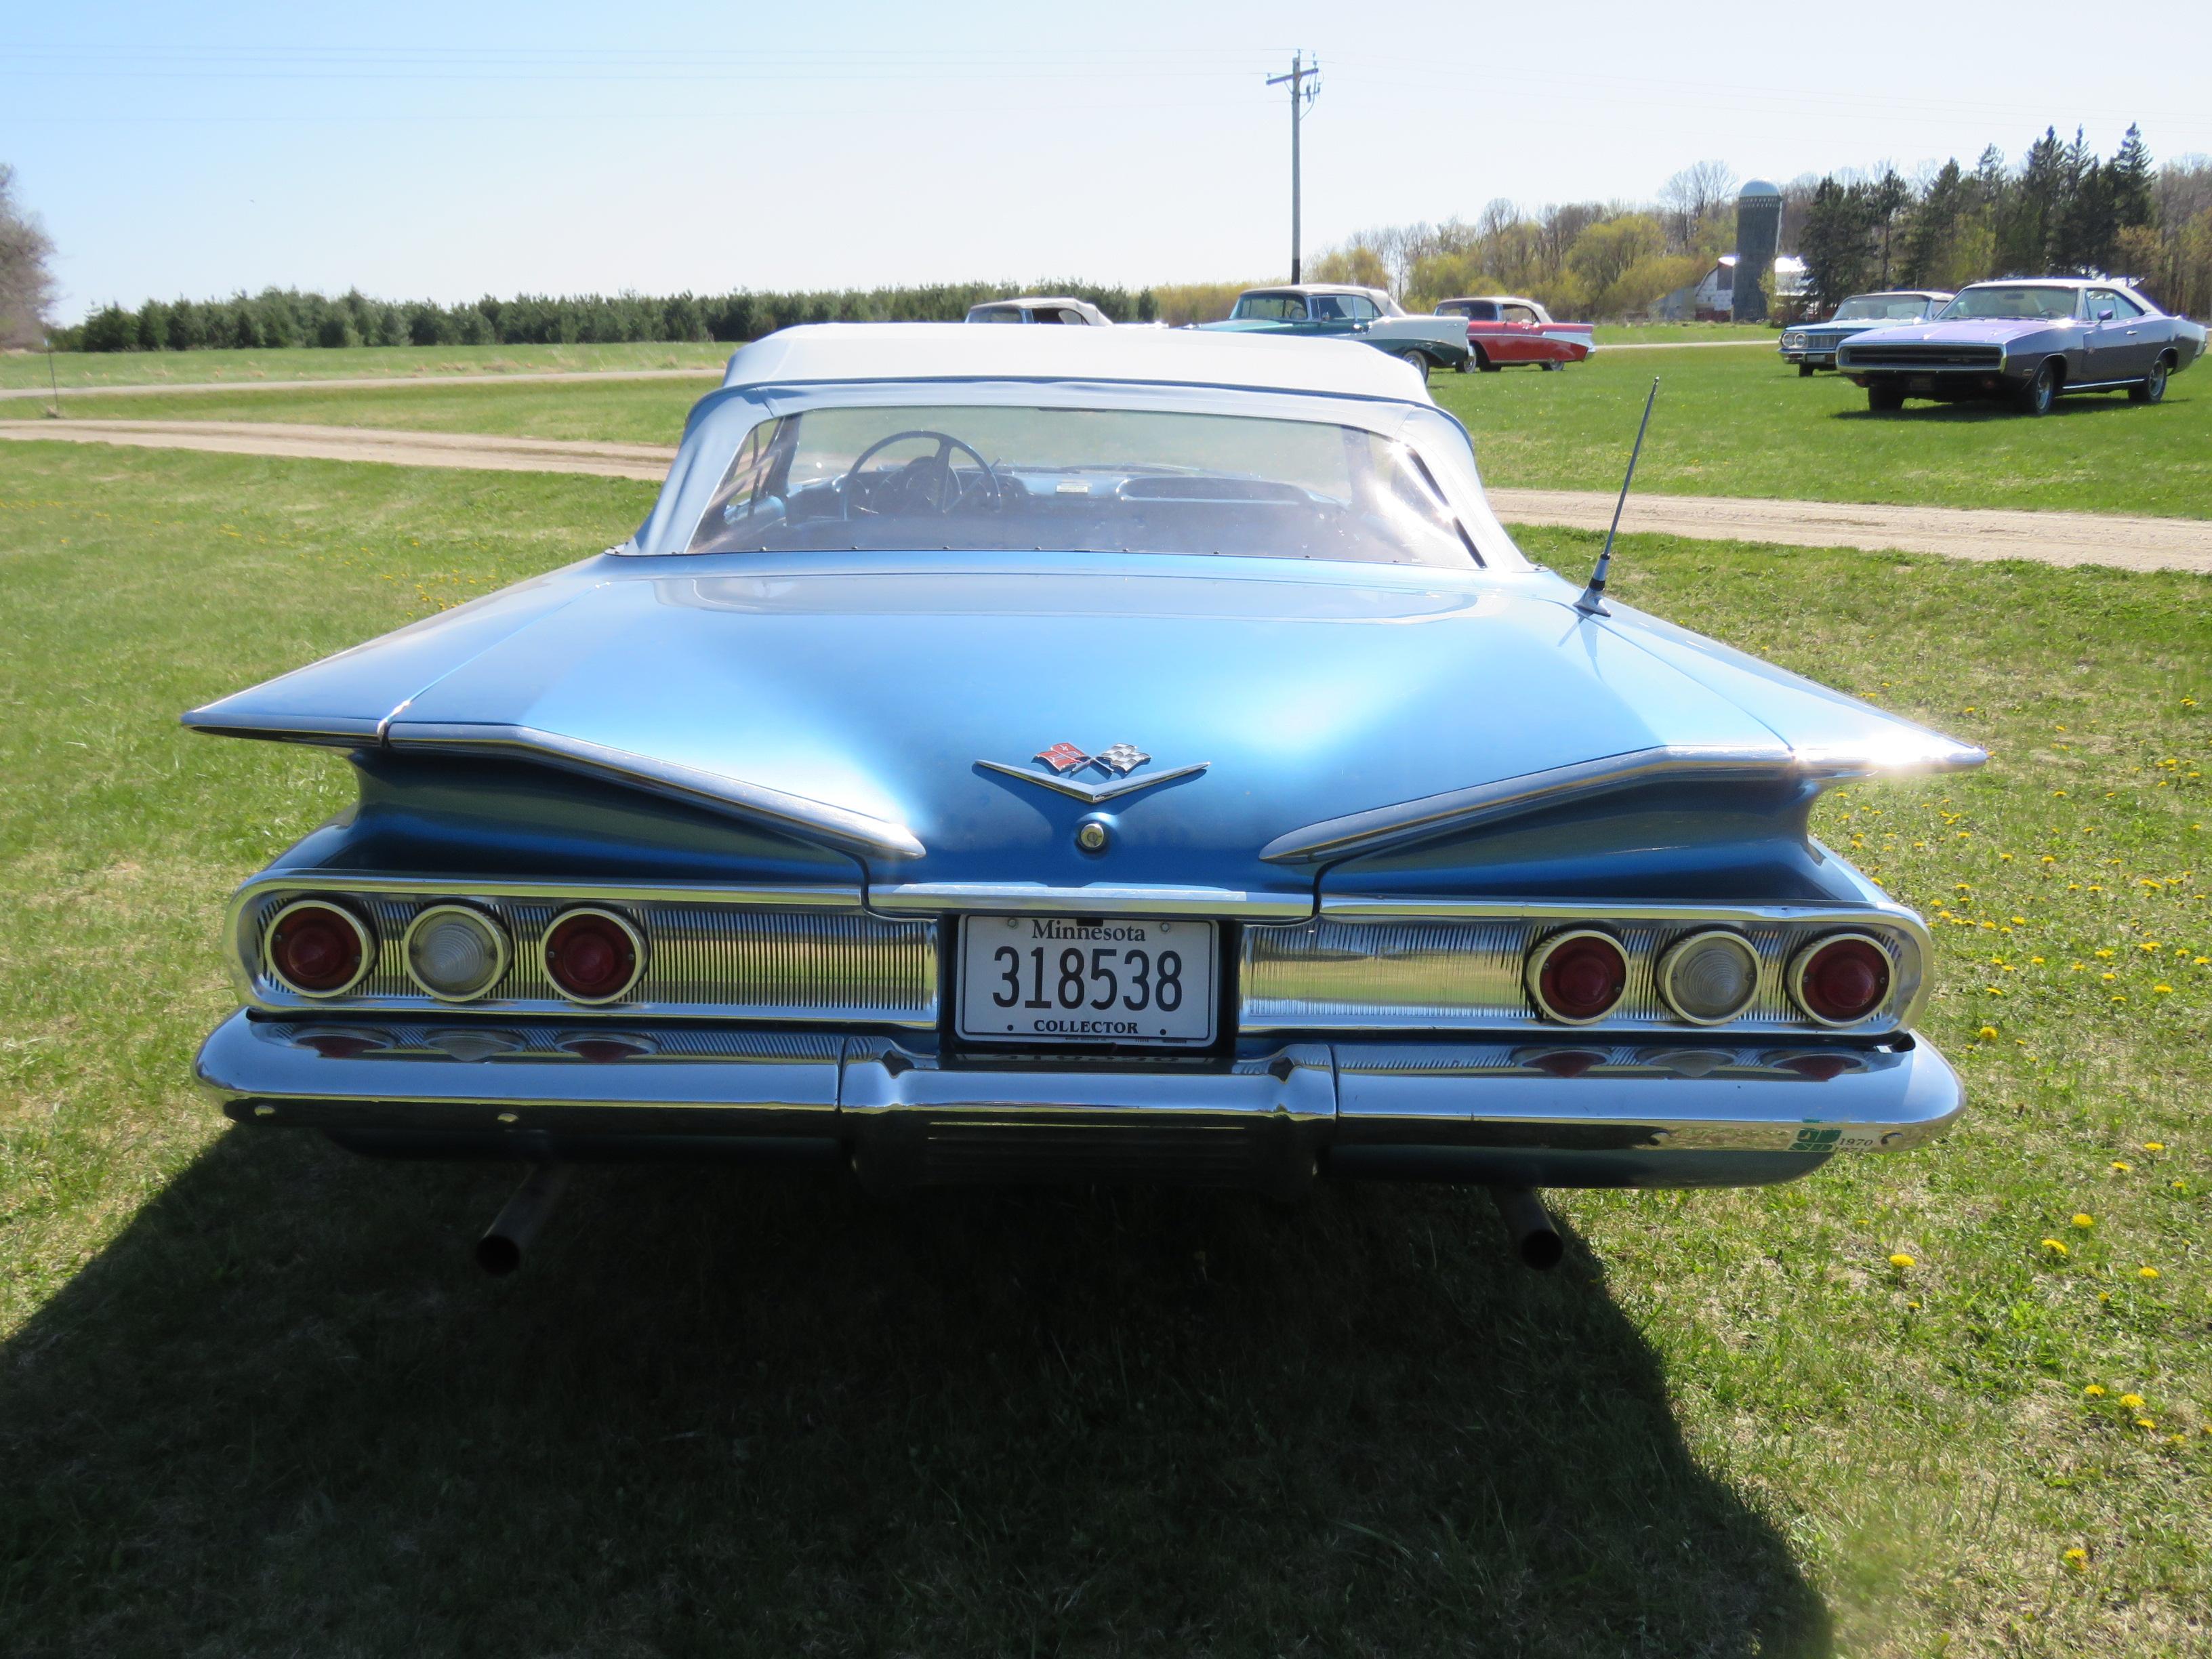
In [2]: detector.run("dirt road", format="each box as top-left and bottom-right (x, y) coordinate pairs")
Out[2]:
(5, 417), (2206, 574)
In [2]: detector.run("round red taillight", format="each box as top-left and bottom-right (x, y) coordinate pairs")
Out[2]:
(1790, 935), (1891, 1026)
(264, 900), (372, 998)
(543, 907), (644, 1004)
(1526, 930), (1628, 1025)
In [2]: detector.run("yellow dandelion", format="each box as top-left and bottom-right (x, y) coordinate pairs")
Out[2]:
(2139, 1266), (2160, 1279)
(2042, 1238), (2070, 1256)
(2102, 972), (2118, 981)
(2073, 1213), (2095, 1228)
(2136, 1417), (2157, 1430)
(2031, 956), (2046, 964)
(1978, 1025), (1999, 1040)
(2083, 1382), (2105, 1395)
(2144, 1141), (2165, 1151)
(2095, 948), (2116, 958)
(2141, 941), (2162, 952)
(2042, 855), (2057, 864)
(2121, 1393), (2145, 1408)
(1888, 1253), (1915, 1269)
(2064, 1547), (2088, 1567)
(2153, 983), (2173, 994)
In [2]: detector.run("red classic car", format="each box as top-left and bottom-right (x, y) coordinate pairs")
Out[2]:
(1434, 297), (1596, 371)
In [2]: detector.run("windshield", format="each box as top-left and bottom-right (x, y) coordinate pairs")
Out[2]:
(1938, 285), (2079, 321)
(1830, 295), (1932, 321)
(683, 405), (1477, 567)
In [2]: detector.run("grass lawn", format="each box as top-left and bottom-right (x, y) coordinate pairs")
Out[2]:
(40, 376), (705, 447)
(38, 340), (2208, 521)
(1435, 349), (2211, 518)
(1593, 323), (1776, 346)
(1, 438), (2205, 1655)
(0, 340), (731, 392)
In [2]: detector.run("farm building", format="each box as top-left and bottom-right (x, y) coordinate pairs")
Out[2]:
(1652, 253), (1807, 322)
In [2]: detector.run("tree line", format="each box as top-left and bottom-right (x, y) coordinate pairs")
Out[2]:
(1311, 127), (2210, 321)
(49, 281), (1161, 354)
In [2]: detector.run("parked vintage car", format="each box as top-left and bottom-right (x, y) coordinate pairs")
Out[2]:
(965, 295), (1113, 326)
(189, 324), (1977, 1264)
(1433, 295), (1595, 371)
(1200, 285), (1470, 380)
(1778, 291), (1952, 375)
(1836, 278), (2206, 413)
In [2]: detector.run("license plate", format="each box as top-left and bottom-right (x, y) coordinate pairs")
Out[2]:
(1908, 375), (1936, 393)
(958, 916), (1216, 1046)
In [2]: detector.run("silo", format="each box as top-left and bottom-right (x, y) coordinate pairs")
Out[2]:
(1733, 179), (1783, 323)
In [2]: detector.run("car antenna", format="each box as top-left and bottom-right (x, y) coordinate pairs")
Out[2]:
(1574, 377), (1659, 619)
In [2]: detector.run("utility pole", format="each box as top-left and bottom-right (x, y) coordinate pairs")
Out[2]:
(1267, 52), (1320, 282)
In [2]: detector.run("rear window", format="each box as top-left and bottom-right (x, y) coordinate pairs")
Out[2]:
(685, 405), (1477, 567)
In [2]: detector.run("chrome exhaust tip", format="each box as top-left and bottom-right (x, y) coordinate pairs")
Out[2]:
(476, 1164), (572, 1275)
(1488, 1185), (1564, 1271)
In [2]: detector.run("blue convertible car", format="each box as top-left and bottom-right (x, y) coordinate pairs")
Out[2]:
(190, 325), (1978, 1264)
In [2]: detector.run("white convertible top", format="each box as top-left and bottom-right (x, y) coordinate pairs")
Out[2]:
(721, 322), (1431, 403)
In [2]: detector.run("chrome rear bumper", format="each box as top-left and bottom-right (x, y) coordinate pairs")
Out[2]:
(197, 1011), (1963, 1191)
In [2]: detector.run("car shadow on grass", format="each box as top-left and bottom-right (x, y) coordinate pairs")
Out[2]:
(1, 1127), (1834, 1657)
(1830, 391), (2163, 424)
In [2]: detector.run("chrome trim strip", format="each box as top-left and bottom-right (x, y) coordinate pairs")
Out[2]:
(232, 872), (867, 909)
(182, 709), (382, 745)
(867, 882), (1314, 919)
(976, 759), (1210, 804)
(1260, 743), (1983, 866)
(385, 722), (926, 860)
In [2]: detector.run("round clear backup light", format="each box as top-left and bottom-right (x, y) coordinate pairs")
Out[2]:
(1656, 929), (1761, 1025)
(403, 904), (510, 1002)
(543, 907), (646, 1004)
(1525, 928), (1629, 1025)
(263, 899), (373, 998)
(1789, 933), (1892, 1027)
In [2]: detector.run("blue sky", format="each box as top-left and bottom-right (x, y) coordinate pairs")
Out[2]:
(8, 0), (2208, 321)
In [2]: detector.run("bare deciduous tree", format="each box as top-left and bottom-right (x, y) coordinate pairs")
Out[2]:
(1660, 161), (1739, 250)
(0, 163), (58, 349)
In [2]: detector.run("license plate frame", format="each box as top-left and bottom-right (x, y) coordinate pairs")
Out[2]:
(956, 916), (1218, 1048)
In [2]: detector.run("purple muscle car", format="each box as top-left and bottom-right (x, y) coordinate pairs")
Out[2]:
(1835, 278), (2205, 415)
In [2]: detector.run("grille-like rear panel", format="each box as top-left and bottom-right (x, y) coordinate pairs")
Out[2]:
(1240, 915), (1919, 1034)
(239, 884), (937, 1024)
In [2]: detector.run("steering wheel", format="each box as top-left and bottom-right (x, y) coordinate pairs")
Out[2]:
(838, 430), (1001, 517)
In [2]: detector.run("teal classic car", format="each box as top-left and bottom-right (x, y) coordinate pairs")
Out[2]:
(1200, 285), (1471, 381)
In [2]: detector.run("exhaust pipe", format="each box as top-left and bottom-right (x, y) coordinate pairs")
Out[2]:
(1488, 1185), (1563, 1271)
(476, 1164), (573, 1275)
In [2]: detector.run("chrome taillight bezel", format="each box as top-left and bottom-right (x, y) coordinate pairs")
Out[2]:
(401, 903), (513, 1004)
(262, 897), (375, 1000)
(1786, 931), (1895, 1028)
(1523, 927), (1629, 1025)
(541, 905), (649, 1005)
(1655, 928), (1763, 1027)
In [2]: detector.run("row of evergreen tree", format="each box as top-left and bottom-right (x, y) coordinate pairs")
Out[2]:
(1797, 125), (2160, 309)
(56, 281), (1161, 353)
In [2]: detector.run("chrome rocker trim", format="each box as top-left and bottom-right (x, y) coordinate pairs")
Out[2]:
(199, 1012), (1965, 1189)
